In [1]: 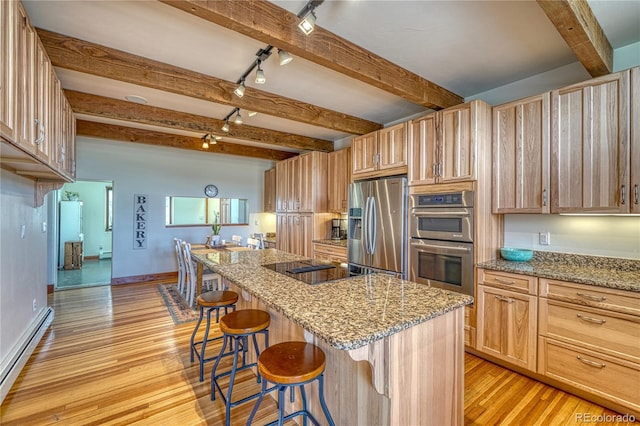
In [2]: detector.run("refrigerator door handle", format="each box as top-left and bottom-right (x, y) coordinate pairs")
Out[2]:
(369, 196), (377, 254)
(362, 196), (370, 255)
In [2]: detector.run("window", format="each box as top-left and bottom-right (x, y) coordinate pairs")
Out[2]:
(105, 186), (113, 231)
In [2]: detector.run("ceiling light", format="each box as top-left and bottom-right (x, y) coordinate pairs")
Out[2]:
(234, 80), (246, 98)
(214, 135), (222, 141)
(247, 110), (257, 117)
(234, 110), (243, 125)
(125, 95), (148, 104)
(255, 60), (266, 84)
(201, 135), (209, 149)
(278, 49), (293, 65)
(298, 10), (316, 35)
(221, 120), (230, 132)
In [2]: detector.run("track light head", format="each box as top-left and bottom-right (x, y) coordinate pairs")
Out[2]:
(202, 134), (209, 149)
(234, 80), (245, 98)
(255, 60), (266, 84)
(278, 49), (293, 65)
(247, 110), (257, 117)
(234, 110), (243, 125)
(298, 10), (316, 35)
(221, 120), (230, 132)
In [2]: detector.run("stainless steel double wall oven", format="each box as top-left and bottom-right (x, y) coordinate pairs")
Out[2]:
(409, 191), (475, 297)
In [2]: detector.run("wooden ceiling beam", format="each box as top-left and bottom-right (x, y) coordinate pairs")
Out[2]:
(65, 90), (333, 152)
(537, 0), (613, 77)
(161, 0), (463, 110)
(75, 120), (297, 161)
(38, 28), (381, 135)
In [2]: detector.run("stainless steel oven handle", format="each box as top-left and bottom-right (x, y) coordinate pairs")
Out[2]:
(411, 210), (471, 216)
(410, 241), (471, 252)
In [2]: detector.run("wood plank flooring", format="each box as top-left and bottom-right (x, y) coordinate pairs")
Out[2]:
(0, 282), (633, 425)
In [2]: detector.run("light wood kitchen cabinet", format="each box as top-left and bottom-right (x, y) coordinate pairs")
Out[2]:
(313, 242), (347, 263)
(16, 2), (37, 155)
(492, 93), (550, 213)
(631, 67), (640, 213)
(538, 278), (640, 415)
(278, 213), (334, 257)
(327, 147), (351, 213)
(275, 161), (287, 212)
(409, 100), (491, 186)
(276, 152), (327, 213)
(286, 155), (300, 211)
(352, 122), (407, 180)
(275, 213), (287, 252)
(476, 269), (538, 372)
(550, 70), (630, 213)
(263, 167), (276, 212)
(1, 0), (17, 142)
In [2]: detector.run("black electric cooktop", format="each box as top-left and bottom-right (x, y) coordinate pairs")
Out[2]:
(262, 260), (350, 284)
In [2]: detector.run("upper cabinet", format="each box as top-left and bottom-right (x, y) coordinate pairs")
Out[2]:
(263, 167), (276, 213)
(275, 151), (328, 213)
(409, 100), (491, 186)
(493, 93), (550, 213)
(631, 67), (640, 213)
(0, 1), (77, 195)
(551, 70), (630, 214)
(327, 147), (351, 213)
(352, 122), (407, 180)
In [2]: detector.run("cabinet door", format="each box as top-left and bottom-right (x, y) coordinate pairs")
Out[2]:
(263, 168), (276, 212)
(299, 213), (313, 258)
(551, 71), (630, 213)
(276, 213), (288, 252)
(33, 39), (50, 163)
(378, 122), (407, 171)
(63, 94), (76, 179)
(287, 156), (300, 211)
(287, 214), (302, 255)
(439, 103), (475, 182)
(298, 153), (314, 212)
(275, 160), (288, 212)
(493, 93), (550, 213)
(328, 148), (351, 212)
(408, 114), (437, 186)
(1, 0), (17, 142)
(477, 285), (537, 371)
(631, 67), (640, 213)
(352, 131), (378, 176)
(16, 4), (36, 154)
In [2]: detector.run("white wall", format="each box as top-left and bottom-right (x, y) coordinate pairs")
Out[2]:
(75, 137), (275, 280)
(0, 170), (48, 363)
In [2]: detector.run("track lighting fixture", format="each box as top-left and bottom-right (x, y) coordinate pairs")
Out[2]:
(278, 49), (293, 65)
(221, 120), (230, 132)
(255, 60), (266, 84)
(201, 135), (209, 149)
(234, 110), (243, 125)
(234, 79), (246, 98)
(298, 10), (316, 35)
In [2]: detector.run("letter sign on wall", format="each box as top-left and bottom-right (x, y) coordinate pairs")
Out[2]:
(134, 194), (147, 249)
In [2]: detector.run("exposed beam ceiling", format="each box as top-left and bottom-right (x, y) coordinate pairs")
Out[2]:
(37, 28), (381, 136)
(76, 120), (297, 161)
(65, 90), (333, 152)
(537, 0), (613, 77)
(161, 0), (464, 110)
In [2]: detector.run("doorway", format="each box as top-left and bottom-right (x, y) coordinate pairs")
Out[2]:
(55, 180), (113, 289)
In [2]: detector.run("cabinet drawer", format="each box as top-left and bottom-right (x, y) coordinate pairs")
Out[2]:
(540, 299), (640, 363)
(540, 279), (640, 316)
(478, 269), (537, 295)
(539, 338), (640, 412)
(313, 243), (347, 261)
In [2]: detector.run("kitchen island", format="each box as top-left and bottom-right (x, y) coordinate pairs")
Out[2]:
(193, 249), (473, 425)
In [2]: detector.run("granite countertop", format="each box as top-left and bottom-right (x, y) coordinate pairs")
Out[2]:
(193, 249), (472, 351)
(312, 239), (348, 248)
(478, 251), (639, 293)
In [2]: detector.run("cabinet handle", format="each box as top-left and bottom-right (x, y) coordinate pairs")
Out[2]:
(432, 163), (437, 177)
(576, 292), (606, 302)
(576, 355), (606, 369)
(634, 184), (639, 205)
(576, 313), (606, 325)
(542, 189), (547, 207)
(34, 118), (45, 145)
(621, 185), (626, 205)
(438, 162), (443, 177)
(494, 295), (514, 303)
(494, 278), (515, 285)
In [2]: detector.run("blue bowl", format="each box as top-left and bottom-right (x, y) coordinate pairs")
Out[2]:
(500, 248), (533, 262)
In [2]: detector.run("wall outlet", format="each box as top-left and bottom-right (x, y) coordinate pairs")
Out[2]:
(539, 232), (551, 245)
(42, 222), (47, 233)
(32, 299), (37, 312)
(21, 224), (26, 239)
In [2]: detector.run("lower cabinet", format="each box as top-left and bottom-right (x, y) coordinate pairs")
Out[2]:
(276, 213), (335, 258)
(312, 242), (347, 263)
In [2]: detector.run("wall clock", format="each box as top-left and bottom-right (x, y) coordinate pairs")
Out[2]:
(204, 184), (218, 197)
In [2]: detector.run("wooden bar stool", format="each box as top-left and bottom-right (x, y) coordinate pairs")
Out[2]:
(211, 309), (271, 426)
(247, 342), (335, 426)
(190, 290), (239, 382)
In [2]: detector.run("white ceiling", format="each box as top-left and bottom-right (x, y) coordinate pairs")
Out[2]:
(22, 0), (640, 154)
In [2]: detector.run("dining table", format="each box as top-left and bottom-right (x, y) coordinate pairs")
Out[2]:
(189, 243), (254, 296)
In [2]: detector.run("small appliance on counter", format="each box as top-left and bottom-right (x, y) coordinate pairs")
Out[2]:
(331, 218), (347, 240)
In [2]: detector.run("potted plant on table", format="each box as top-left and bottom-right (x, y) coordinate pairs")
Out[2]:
(210, 212), (221, 246)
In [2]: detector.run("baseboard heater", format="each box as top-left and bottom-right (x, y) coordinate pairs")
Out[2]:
(99, 250), (112, 259)
(0, 307), (54, 403)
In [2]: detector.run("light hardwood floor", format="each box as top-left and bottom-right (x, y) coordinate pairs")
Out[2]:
(0, 282), (632, 425)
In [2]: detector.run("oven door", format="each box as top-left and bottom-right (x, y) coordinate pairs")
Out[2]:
(409, 238), (474, 297)
(410, 207), (473, 242)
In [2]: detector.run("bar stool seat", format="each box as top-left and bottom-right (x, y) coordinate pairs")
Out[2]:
(211, 309), (271, 426)
(247, 342), (335, 426)
(190, 290), (238, 382)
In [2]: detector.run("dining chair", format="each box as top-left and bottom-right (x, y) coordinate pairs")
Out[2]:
(253, 233), (265, 249)
(246, 237), (260, 249)
(174, 238), (186, 295)
(182, 241), (221, 307)
(231, 235), (242, 245)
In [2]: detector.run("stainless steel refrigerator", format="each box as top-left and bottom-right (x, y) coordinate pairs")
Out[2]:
(347, 176), (407, 278)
